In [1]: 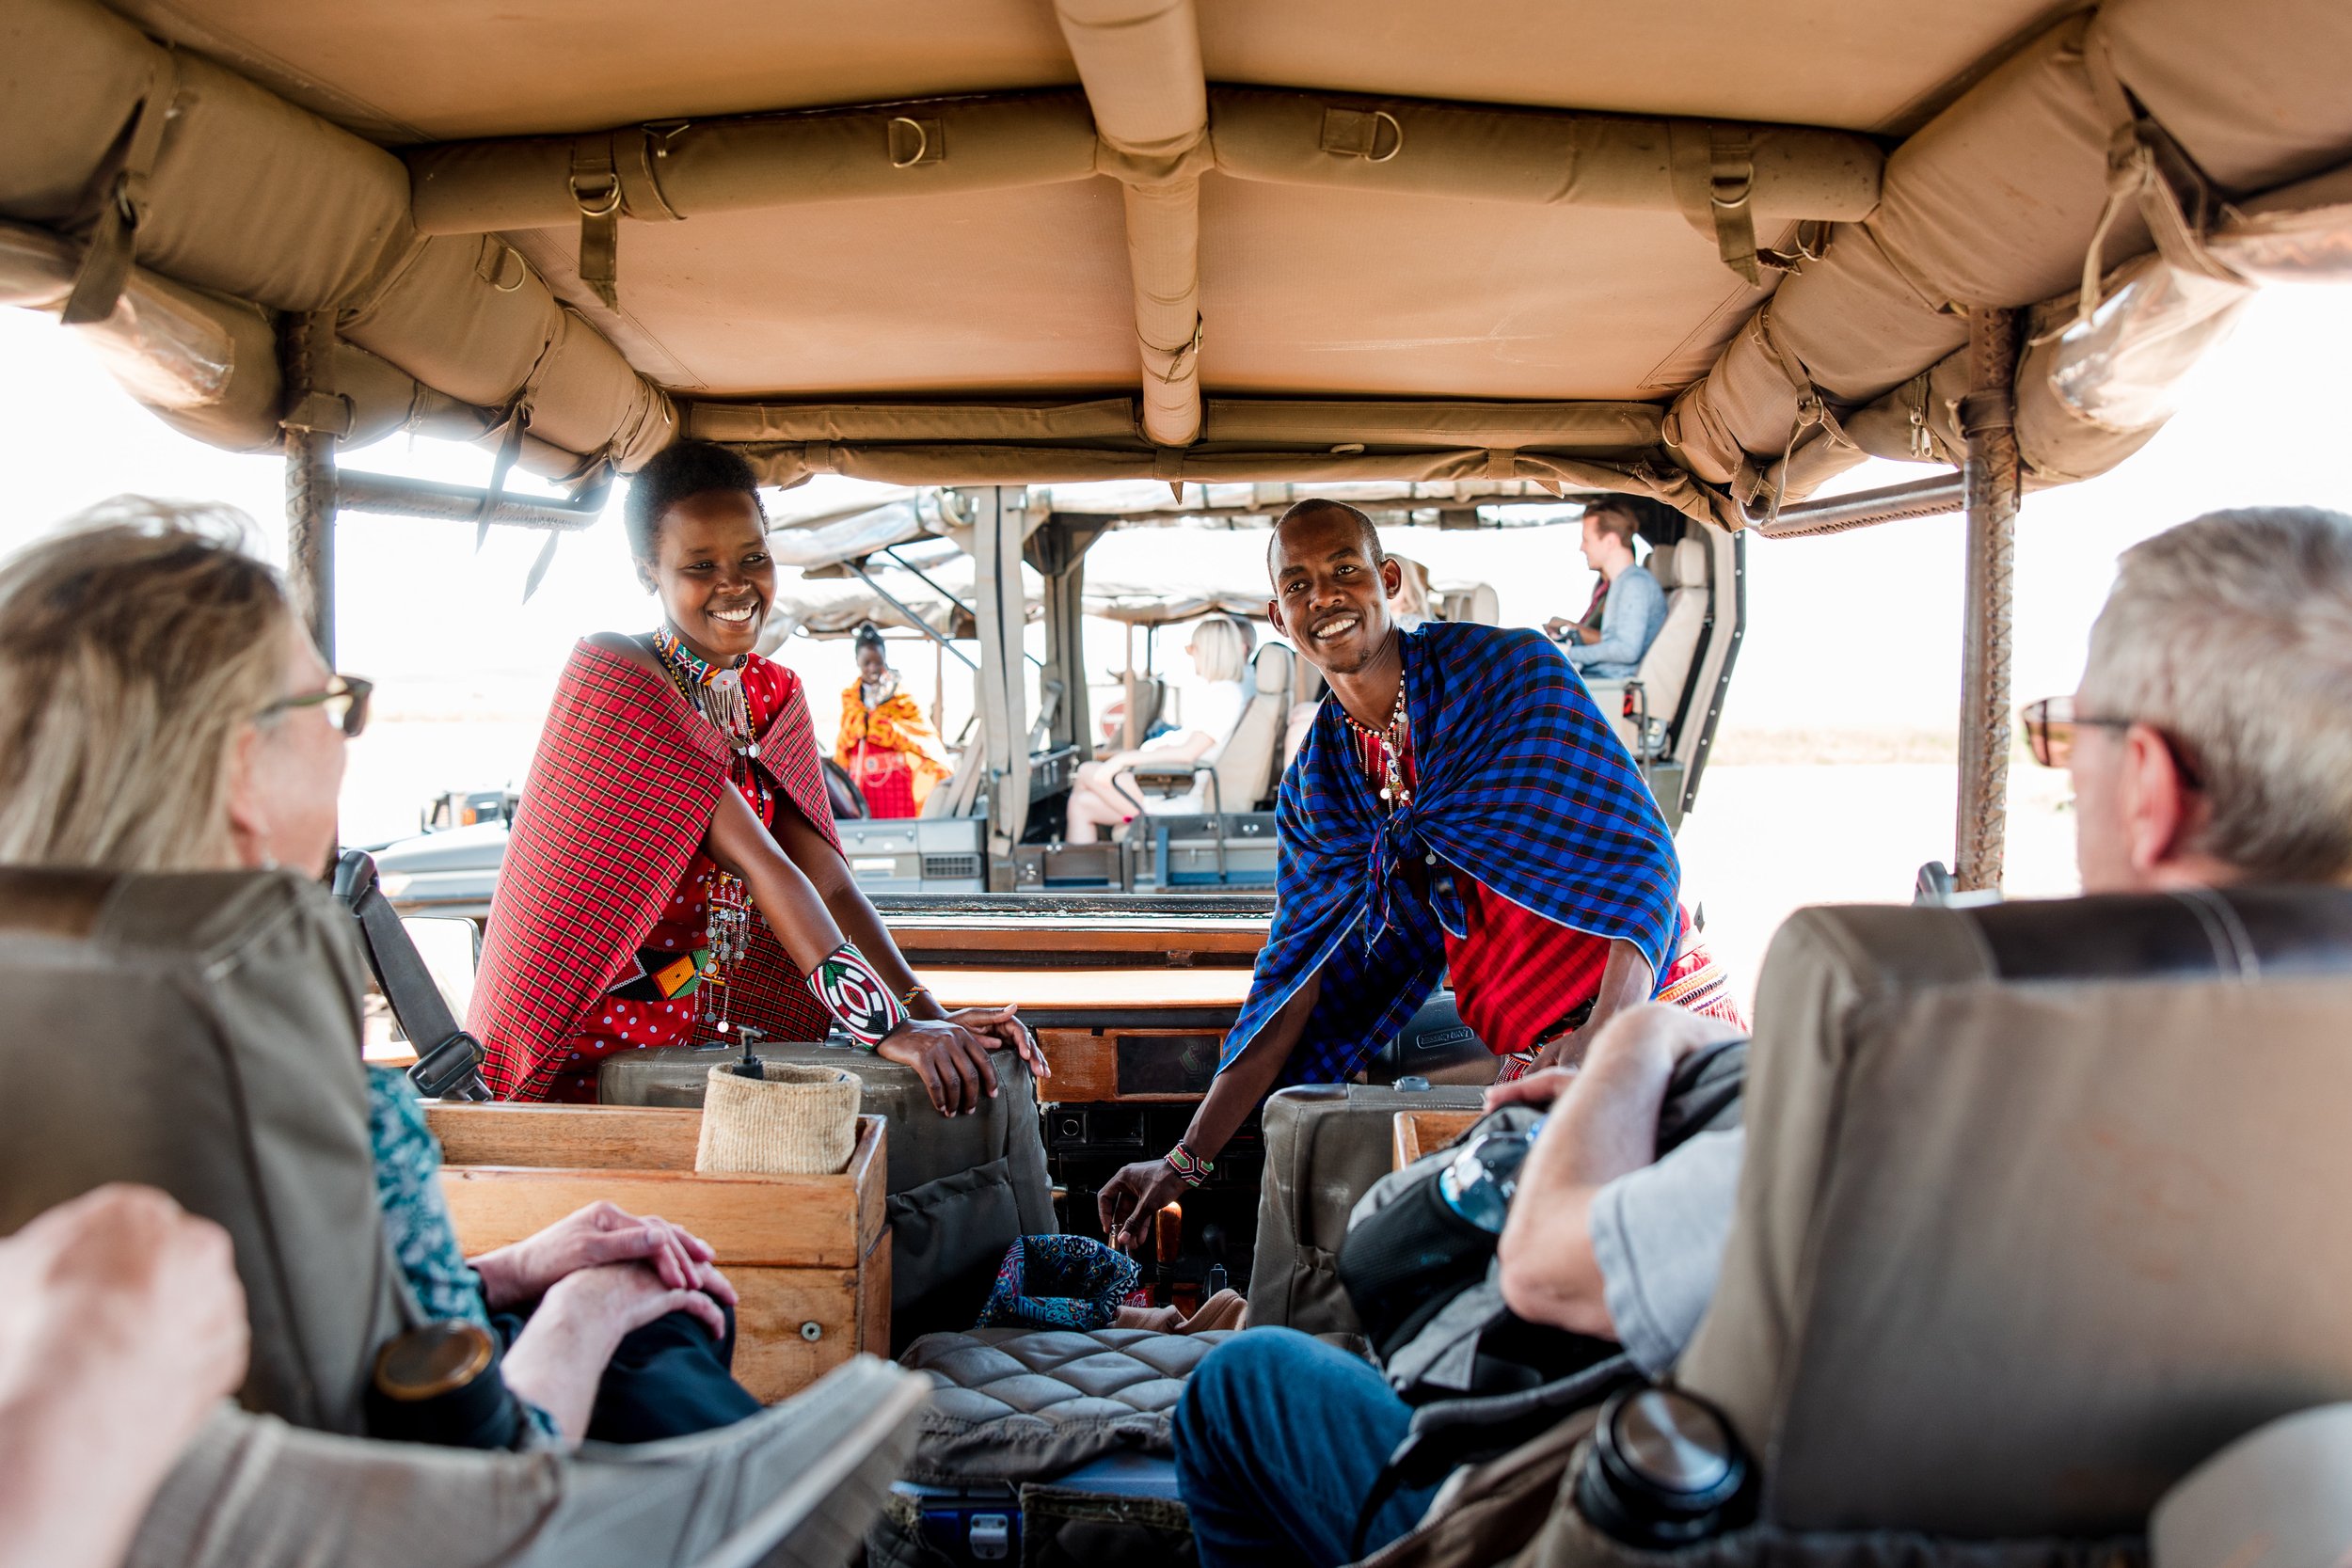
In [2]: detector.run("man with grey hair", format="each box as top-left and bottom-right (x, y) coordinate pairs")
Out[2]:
(1175, 505), (2352, 1568)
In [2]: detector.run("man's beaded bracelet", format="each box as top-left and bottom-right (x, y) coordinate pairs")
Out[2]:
(898, 981), (934, 1009)
(1164, 1141), (1216, 1188)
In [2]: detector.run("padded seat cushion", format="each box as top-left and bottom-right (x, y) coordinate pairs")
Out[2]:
(897, 1326), (1236, 1483)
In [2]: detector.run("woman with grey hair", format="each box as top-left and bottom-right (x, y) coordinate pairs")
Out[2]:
(0, 499), (755, 1449)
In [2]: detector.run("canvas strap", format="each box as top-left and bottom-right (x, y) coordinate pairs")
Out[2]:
(63, 49), (182, 325)
(2062, 18), (2244, 338)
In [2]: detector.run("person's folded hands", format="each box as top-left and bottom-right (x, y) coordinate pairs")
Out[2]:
(472, 1199), (733, 1309)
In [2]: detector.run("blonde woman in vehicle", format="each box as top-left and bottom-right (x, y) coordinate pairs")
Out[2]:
(0, 499), (755, 1448)
(1064, 614), (1254, 842)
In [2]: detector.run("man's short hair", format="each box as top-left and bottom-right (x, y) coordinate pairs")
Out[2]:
(1268, 498), (1385, 581)
(1582, 498), (1642, 549)
(2079, 506), (2352, 881)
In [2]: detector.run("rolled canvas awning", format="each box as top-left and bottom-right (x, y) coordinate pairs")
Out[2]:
(5, 0), (2352, 531)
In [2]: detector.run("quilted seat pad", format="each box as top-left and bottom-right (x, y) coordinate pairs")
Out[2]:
(897, 1326), (1237, 1483)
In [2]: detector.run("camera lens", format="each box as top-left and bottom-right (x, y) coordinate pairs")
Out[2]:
(1575, 1387), (1750, 1546)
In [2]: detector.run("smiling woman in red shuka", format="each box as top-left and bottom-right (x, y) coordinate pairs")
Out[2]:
(469, 442), (1047, 1112)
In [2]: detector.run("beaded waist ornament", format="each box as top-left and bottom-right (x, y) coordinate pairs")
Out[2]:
(654, 626), (767, 1039)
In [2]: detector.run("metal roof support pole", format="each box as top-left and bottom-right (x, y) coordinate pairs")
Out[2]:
(1055, 0), (1209, 448)
(1955, 306), (2021, 893)
(279, 309), (341, 665)
(973, 486), (1033, 890)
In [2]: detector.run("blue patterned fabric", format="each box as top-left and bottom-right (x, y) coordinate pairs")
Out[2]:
(1222, 621), (1680, 1085)
(365, 1067), (492, 1329)
(976, 1235), (1141, 1331)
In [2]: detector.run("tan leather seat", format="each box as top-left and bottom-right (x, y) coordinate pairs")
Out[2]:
(0, 866), (407, 1435)
(1677, 887), (2352, 1538)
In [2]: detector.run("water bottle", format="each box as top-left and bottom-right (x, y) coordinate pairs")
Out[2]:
(1436, 1117), (1546, 1233)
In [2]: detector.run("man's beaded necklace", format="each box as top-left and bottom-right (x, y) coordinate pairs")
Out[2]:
(1340, 680), (1413, 809)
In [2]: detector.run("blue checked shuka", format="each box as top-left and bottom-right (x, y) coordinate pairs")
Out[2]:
(1222, 621), (1681, 1085)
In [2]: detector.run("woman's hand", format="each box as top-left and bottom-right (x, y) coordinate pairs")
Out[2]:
(1096, 1158), (1187, 1252)
(471, 1200), (736, 1311)
(501, 1259), (732, 1447)
(877, 1019), (1002, 1117)
(948, 1004), (1053, 1083)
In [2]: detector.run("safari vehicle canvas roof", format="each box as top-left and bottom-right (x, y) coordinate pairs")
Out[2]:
(5, 0), (2351, 528)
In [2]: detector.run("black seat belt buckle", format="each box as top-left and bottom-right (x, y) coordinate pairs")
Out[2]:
(409, 1031), (491, 1101)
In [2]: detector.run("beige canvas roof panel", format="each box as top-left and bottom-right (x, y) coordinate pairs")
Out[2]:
(100, 0), (1083, 143)
(589, 186), (1141, 397)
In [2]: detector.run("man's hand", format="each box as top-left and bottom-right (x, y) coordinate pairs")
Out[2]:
(948, 1003), (1053, 1083)
(1584, 1003), (1745, 1076)
(878, 1018), (1002, 1117)
(0, 1185), (250, 1568)
(472, 1200), (736, 1311)
(1097, 1158), (1186, 1252)
(1486, 1065), (1579, 1111)
(1543, 615), (1571, 639)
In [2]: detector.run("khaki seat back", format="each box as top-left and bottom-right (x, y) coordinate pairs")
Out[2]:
(0, 867), (407, 1435)
(920, 717), (989, 818)
(1210, 642), (1295, 813)
(1678, 888), (2352, 1538)
(1248, 1082), (1488, 1335)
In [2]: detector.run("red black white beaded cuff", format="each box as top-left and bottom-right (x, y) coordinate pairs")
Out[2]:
(1164, 1141), (1215, 1188)
(806, 941), (908, 1049)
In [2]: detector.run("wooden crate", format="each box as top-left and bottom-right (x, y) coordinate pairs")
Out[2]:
(1392, 1108), (1484, 1171)
(425, 1102), (888, 1404)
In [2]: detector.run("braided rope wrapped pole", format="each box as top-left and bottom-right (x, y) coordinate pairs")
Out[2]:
(279, 309), (341, 665)
(1955, 306), (2020, 892)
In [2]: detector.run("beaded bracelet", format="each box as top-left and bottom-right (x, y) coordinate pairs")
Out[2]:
(1164, 1141), (1216, 1188)
(804, 941), (908, 1050)
(898, 981), (934, 1009)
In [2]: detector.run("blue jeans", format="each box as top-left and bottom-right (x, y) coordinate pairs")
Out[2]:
(1174, 1328), (1441, 1568)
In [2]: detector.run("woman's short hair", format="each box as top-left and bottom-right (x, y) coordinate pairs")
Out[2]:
(1189, 615), (1253, 685)
(2079, 505), (2352, 881)
(852, 621), (886, 654)
(0, 499), (293, 872)
(624, 440), (765, 563)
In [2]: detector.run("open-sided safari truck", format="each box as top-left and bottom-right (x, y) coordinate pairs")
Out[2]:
(8, 0), (2352, 1557)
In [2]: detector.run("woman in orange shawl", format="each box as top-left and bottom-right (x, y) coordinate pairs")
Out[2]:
(835, 623), (952, 817)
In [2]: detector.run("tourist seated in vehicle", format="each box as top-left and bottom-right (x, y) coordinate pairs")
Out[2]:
(1171, 503), (2352, 1568)
(0, 500), (776, 1448)
(1063, 613), (1253, 841)
(468, 441), (1044, 1112)
(834, 621), (952, 817)
(1096, 498), (1741, 1246)
(1543, 497), (1666, 680)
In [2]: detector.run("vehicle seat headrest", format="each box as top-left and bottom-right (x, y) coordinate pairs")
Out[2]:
(1673, 536), (1708, 586)
(1645, 546), (1677, 590)
(1253, 643), (1293, 696)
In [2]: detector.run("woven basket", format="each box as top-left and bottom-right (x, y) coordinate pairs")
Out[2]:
(694, 1063), (862, 1176)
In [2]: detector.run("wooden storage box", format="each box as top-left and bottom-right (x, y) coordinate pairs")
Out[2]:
(424, 1103), (889, 1403)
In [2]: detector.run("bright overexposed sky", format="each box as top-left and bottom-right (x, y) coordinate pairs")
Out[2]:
(4, 279), (2350, 841)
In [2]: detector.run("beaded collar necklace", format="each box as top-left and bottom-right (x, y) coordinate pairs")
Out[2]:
(654, 626), (757, 759)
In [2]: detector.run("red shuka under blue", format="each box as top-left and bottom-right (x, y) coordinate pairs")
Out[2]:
(1221, 621), (1681, 1084)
